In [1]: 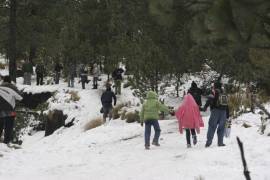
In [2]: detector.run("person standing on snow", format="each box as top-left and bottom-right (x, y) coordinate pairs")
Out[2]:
(101, 83), (117, 123)
(202, 82), (230, 147)
(92, 63), (100, 89)
(140, 91), (169, 150)
(0, 76), (22, 144)
(67, 61), (76, 88)
(112, 66), (124, 95)
(54, 62), (63, 84)
(188, 81), (203, 107)
(79, 64), (89, 89)
(175, 94), (204, 148)
(22, 59), (33, 85)
(35, 62), (45, 85)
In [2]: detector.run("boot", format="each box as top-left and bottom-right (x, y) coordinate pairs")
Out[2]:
(192, 135), (197, 145)
(145, 145), (150, 150)
(218, 143), (226, 147)
(152, 142), (160, 146)
(187, 144), (191, 148)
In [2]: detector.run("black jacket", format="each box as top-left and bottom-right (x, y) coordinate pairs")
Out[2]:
(203, 89), (229, 118)
(112, 68), (124, 80)
(188, 87), (202, 106)
(55, 63), (63, 72)
(101, 89), (117, 107)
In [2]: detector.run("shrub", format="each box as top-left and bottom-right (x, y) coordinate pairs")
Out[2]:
(84, 117), (103, 131)
(123, 81), (131, 88)
(120, 109), (127, 120)
(0, 62), (6, 69)
(125, 111), (140, 123)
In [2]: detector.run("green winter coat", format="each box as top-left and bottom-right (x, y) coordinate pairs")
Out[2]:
(140, 91), (169, 122)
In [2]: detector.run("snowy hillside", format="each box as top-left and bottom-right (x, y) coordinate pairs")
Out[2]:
(0, 77), (269, 180)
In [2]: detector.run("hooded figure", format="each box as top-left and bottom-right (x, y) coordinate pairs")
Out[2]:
(140, 91), (169, 150)
(176, 94), (204, 134)
(188, 81), (202, 107)
(176, 94), (204, 148)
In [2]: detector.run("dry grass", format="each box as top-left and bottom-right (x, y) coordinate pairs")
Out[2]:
(84, 117), (103, 131)
(69, 91), (80, 101)
(125, 111), (140, 123)
(228, 93), (252, 118)
(120, 109), (127, 120)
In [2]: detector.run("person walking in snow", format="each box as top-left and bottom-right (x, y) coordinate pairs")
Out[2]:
(92, 63), (100, 89)
(0, 76), (22, 144)
(140, 91), (169, 150)
(112, 66), (124, 95)
(101, 83), (117, 123)
(188, 81), (203, 107)
(35, 62), (45, 85)
(22, 59), (33, 85)
(176, 94), (204, 148)
(202, 82), (230, 147)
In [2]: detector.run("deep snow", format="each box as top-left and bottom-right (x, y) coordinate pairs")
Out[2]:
(0, 74), (269, 180)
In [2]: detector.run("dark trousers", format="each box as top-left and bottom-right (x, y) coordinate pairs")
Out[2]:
(144, 120), (161, 146)
(0, 116), (15, 144)
(186, 129), (196, 145)
(55, 72), (60, 84)
(93, 77), (98, 89)
(81, 75), (88, 89)
(103, 105), (113, 122)
(206, 109), (227, 146)
(36, 73), (44, 85)
(114, 80), (121, 95)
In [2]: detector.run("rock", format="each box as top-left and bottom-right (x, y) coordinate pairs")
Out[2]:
(242, 122), (252, 128)
(45, 110), (67, 136)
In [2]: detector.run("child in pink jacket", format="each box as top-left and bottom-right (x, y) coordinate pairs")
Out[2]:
(176, 94), (204, 148)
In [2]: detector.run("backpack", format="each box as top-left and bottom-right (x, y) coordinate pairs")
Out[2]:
(216, 90), (228, 106)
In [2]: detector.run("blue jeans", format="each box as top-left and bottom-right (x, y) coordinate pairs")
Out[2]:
(206, 109), (227, 146)
(144, 120), (161, 146)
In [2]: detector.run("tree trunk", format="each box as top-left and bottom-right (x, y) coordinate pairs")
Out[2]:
(8, 0), (17, 82)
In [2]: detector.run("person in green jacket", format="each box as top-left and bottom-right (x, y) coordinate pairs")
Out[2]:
(140, 91), (169, 150)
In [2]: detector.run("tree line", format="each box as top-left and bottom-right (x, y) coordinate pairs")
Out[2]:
(0, 0), (269, 93)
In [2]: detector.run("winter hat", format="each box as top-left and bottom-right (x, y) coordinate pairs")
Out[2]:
(191, 81), (197, 88)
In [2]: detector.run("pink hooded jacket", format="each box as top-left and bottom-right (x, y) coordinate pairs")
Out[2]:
(175, 94), (204, 134)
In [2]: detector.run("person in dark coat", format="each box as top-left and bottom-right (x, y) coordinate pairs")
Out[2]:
(101, 83), (116, 123)
(188, 81), (203, 107)
(22, 59), (33, 85)
(35, 63), (45, 85)
(67, 61), (76, 88)
(202, 82), (230, 147)
(79, 64), (89, 89)
(112, 67), (124, 95)
(0, 76), (22, 144)
(54, 62), (63, 84)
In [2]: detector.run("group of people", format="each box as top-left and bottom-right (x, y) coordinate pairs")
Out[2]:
(140, 81), (229, 150)
(20, 60), (126, 92)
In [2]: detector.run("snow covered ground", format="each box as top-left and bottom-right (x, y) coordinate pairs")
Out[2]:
(0, 75), (269, 180)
